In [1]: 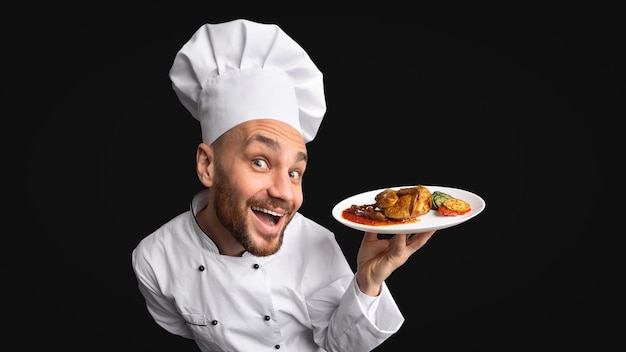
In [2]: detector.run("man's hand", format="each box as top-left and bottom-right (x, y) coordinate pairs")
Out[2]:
(355, 231), (436, 296)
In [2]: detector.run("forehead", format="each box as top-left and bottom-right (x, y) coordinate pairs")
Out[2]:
(226, 119), (306, 148)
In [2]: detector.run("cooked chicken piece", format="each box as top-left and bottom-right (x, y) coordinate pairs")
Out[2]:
(411, 185), (433, 217)
(382, 194), (414, 219)
(375, 189), (399, 208)
(396, 187), (419, 196)
(381, 185), (432, 220)
(350, 204), (387, 221)
(349, 185), (432, 221)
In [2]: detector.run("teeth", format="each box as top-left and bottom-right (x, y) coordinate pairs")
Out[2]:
(252, 206), (283, 226)
(252, 206), (283, 217)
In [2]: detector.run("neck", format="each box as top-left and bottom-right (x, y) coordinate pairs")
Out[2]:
(196, 207), (245, 256)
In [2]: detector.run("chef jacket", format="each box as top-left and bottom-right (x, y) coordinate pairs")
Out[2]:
(132, 189), (405, 351)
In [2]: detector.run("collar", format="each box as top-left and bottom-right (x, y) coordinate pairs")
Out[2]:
(189, 188), (266, 259)
(189, 189), (219, 254)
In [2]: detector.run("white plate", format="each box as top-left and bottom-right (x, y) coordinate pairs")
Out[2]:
(331, 185), (486, 234)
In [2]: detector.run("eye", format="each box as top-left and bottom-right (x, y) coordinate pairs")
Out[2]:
(252, 159), (269, 170)
(288, 170), (302, 180)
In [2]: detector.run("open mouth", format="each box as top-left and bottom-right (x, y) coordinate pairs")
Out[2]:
(251, 206), (284, 226)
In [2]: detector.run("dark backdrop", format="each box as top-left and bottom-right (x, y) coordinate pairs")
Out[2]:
(5, 2), (623, 351)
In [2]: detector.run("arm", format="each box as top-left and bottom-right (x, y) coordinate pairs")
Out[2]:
(132, 248), (194, 339)
(306, 229), (431, 351)
(308, 275), (405, 352)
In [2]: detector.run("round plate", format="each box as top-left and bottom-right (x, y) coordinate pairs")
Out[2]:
(331, 185), (486, 234)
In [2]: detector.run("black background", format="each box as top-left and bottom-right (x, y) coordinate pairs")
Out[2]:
(4, 2), (624, 351)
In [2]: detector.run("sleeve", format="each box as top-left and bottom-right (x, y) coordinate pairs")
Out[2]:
(131, 245), (194, 339)
(308, 275), (404, 352)
(302, 226), (405, 352)
(352, 278), (405, 332)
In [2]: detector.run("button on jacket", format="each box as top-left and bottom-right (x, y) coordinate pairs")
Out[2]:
(132, 189), (404, 352)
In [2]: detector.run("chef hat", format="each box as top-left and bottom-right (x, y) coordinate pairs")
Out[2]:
(169, 19), (326, 145)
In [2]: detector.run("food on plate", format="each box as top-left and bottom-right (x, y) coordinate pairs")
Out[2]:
(431, 190), (471, 216)
(437, 198), (471, 216)
(348, 185), (433, 222)
(431, 191), (453, 210)
(342, 185), (473, 226)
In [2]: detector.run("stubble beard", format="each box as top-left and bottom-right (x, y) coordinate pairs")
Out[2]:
(212, 165), (288, 257)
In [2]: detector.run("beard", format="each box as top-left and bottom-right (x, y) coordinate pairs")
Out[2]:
(212, 164), (292, 257)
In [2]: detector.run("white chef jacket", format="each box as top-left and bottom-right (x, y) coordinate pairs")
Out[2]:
(132, 189), (405, 352)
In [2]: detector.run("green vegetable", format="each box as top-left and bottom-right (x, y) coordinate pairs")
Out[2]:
(431, 191), (453, 210)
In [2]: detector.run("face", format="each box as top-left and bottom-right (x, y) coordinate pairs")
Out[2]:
(210, 119), (307, 256)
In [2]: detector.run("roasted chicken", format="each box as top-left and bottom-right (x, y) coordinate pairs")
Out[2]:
(350, 185), (433, 221)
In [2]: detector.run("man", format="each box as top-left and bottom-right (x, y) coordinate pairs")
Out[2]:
(132, 19), (436, 351)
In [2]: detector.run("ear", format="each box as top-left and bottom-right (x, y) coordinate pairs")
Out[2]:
(196, 143), (215, 187)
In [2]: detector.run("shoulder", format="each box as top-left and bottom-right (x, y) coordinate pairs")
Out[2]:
(284, 212), (339, 250)
(288, 212), (333, 237)
(132, 211), (197, 265)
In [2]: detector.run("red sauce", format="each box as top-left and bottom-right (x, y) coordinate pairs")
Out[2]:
(341, 208), (420, 226)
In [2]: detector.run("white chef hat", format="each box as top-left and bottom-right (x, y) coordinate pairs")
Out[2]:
(169, 19), (326, 145)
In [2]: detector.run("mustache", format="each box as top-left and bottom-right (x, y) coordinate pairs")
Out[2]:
(248, 197), (293, 213)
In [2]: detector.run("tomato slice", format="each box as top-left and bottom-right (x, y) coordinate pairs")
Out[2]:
(438, 202), (471, 216)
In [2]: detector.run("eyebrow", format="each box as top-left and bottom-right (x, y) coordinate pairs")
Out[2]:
(248, 134), (307, 163)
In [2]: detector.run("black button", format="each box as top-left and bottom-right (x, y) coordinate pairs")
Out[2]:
(211, 320), (218, 325)
(274, 345), (280, 349)
(198, 265), (205, 271)
(253, 263), (260, 269)
(264, 315), (271, 321)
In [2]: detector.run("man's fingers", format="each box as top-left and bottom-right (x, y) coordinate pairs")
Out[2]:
(362, 232), (379, 242)
(407, 230), (436, 249)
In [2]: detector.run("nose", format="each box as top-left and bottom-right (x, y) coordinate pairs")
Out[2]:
(267, 171), (297, 203)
